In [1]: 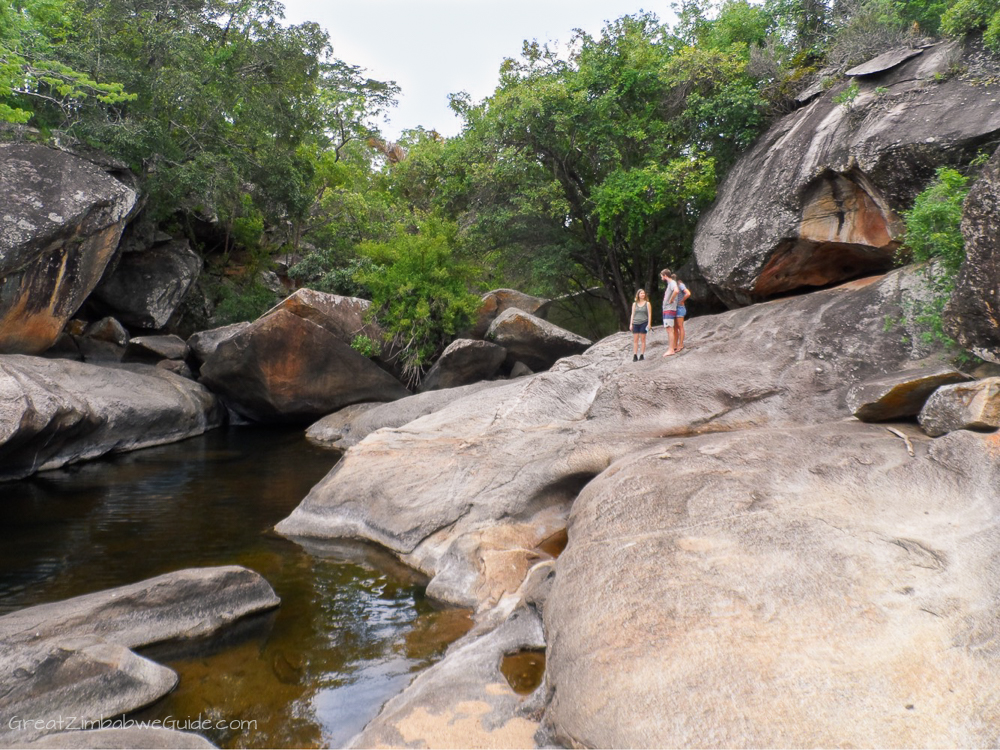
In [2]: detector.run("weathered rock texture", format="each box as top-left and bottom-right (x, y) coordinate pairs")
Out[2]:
(846, 364), (973, 421)
(486, 308), (592, 372)
(185, 322), (251, 369)
(199, 309), (408, 423)
(305, 380), (507, 452)
(418, 339), (507, 392)
(0, 355), (224, 481)
(945, 145), (1000, 362)
(0, 567), (278, 746)
(542, 422), (1000, 747)
(695, 42), (1000, 307)
(918, 377), (1000, 436)
(24, 727), (216, 749)
(470, 289), (550, 339)
(90, 239), (201, 330)
(278, 269), (936, 611)
(123, 334), (188, 364)
(0, 144), (138, 354)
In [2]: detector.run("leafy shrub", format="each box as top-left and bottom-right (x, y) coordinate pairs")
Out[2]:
(356, 219), (482, 383)
(350, 334), (383, 358)
(900, 167), (970, 345)
(942, 0), (1000, 51)
(211, 280), (278, 325)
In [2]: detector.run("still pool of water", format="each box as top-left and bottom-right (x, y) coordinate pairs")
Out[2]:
(0, 426), (472, 748)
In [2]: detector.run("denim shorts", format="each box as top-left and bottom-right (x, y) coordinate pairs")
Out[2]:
(677, 306), (686, 318)
(631, 322), (648, 334)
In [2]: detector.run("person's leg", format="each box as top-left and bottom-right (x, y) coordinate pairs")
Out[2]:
(662, 316), (677, 356)
(677, 317), (685, 350)
(632, 331), (639, 360)
(639, 331), (646, 357)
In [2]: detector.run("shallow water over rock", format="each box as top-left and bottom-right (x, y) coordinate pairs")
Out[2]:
(0, 427), (471, 748)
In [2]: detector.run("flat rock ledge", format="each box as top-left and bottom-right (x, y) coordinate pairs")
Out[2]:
(0, 566), (278, 746)
(22, 727), (216, 749)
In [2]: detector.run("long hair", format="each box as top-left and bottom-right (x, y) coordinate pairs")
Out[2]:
(634, 289), (648, 303)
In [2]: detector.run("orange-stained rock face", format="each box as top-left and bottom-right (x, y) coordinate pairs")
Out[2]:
(0, 144), (137, 354)
(754, 170), (902, 298)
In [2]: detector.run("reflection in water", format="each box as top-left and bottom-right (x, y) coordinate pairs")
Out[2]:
(0, 427), (472, 749)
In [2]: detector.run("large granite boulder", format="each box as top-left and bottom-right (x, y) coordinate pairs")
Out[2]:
(277, 269), (938, 610)
(0, 355), (224, 481)
(122, 334), (188, 364)
(945, 145), (1000, 363)
(918, 377), (1000, 436)
(486, 308), (592, 372)
(0, 566), (277, 746)
(470, 288), (550, 339)
(199, 309), (409, 424)
(541, 421), (1000, 747)
(185, 322), (250, 369)
(25, 727), (216, 749)
(0, 144), (138, 354)
(89, 239), (202, 330)
(846, 364), (973, 421)
(418, 338), (507, 392)
(695, 41), (1000, 307)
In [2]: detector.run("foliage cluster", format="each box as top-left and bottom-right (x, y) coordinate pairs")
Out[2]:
(900, 167), (971, 346)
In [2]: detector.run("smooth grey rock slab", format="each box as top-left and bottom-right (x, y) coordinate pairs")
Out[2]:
(486, 308), (591, 372)
(278, 268), (941, 610)
(845, 47), (923, 76)
(918, 377), (1000, 436)
(0, 355), (224, 481)
(304, 380), (507, 452)
(542, 422), (1000, 748)
(846, 365), (973, 421)
(0, 566), (280, 648)
(0, 638), (179, 745)
(84, 317), (129, 347)
(418, 339), (507, 392)
(23, 727), (215, 748)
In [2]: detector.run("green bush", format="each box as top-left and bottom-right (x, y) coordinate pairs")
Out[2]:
(942, 0), (1000, 51)
(212, 280), (278, 325)
(356, 219), (482, 383)
(901, 166), (970, 345)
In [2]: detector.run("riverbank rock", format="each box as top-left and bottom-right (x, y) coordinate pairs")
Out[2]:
(0, 143), (138, 354)
(541, 422), (1000, 747)
(89, 239), (202, 330)
(85, 317), (130, 347)
(0, 566), (277, 746)
(199, 309), (408, 424)
(0, 355), (224, 481)
(694, 41), (1000, 307)
(470, 289), (550, 339)
(945, 145), (1000, 363)
(418, 339), (507, 392)
(25, 727), (216, 749)
(277, 268), (937, 610)
(918, 377), (1000, 436)
(486, 309), (592, 372)
(349, 604), (545, 749)
(846, 364), (972, 421)
(305, 381), (508, 452)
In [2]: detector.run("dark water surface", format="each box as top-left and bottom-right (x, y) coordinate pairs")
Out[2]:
(0, 427), (472, 748)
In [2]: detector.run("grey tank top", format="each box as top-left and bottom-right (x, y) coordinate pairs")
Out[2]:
(633, 303), (649, 325)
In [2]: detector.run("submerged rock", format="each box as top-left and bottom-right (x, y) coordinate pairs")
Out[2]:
(0, 355), (224, 481)
(0, 144), (138, 354)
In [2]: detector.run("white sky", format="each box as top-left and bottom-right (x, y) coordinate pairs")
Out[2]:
(279, 0), (678, 140)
